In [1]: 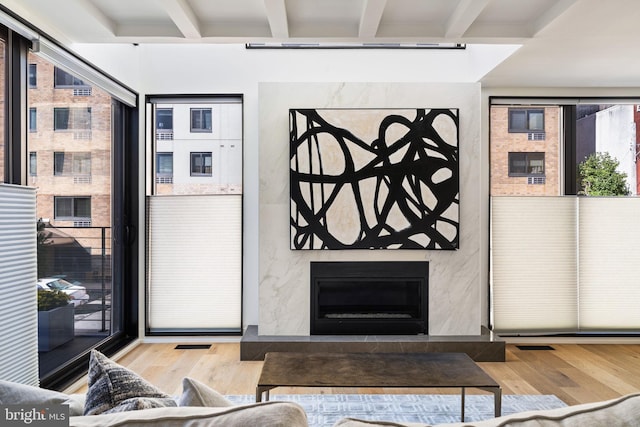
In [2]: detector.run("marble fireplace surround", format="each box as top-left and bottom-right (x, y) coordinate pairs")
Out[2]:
(258, 82), (483, 338)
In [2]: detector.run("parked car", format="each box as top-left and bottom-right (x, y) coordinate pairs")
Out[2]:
(37, 277), (89, 307)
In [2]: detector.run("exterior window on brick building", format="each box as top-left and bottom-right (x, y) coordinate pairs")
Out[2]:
(508, 152), (545, 176)
(190, 108), (212, 132)
(29, 108), (36, 132)
(28, 64), (36, 88)
(54, 67), (88, 88)
(190, 152), (212, 176)
(54, 107), (92, 131)
(29, 152), (36, 176)
(54, 196), (91, 221)
(53, 152), (91, 177)
(508, 108), (544, 133)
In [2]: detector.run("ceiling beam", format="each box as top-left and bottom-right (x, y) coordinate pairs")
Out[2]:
(158, 0), (201, 39)
(531, 0), (579, 36)
(71, 0), (117, 36)
(444, 0), (490, 39)
(359, 0), (387, 38)
(264, 0), (289, 38)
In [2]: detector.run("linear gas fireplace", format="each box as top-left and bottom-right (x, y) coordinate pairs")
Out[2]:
(310, 261), (428, 335)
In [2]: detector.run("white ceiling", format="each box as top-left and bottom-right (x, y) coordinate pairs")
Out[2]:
(3, 0), (640, 87)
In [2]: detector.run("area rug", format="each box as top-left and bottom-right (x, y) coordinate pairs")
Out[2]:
(226, 393), (566, 427)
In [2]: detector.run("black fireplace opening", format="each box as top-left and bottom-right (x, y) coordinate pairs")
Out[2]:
(311, 261), (428, 335)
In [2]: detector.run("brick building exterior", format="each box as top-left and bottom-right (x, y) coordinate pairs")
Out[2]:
(28, 53), (112, 265)
(490, 106), (561, 196)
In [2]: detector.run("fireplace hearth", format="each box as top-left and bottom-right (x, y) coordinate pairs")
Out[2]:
(310, 261), (428, 335)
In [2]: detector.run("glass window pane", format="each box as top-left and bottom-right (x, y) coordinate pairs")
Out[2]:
(29, 64), (37, 88)
(54, 108), (70, 130)
(152, 99), (242, 194)
(157, 153), (173, 174)
(529, 111), (544, 131)
(29, 152), (37, 176)
(54, 67), (87, 87)
(54, 152), (65, 175)
(74, 197), (91, 217)
(29, 108), (37, 132)
(509, 110), (526, 131)
(55, 197), (72, 217)
(72, 108), (92, 130)
(156, 109), (173, 130)
(191, 108), (212, 132)
(0, 36), (5, 182)
(73, 153), (91, 174)
(29, 51), (114, 380)
(528, 153), (545, 174)
(509, 153), (527, 174)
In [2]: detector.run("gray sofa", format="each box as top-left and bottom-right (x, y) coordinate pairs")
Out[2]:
(0, 349), (309, 427)
(0, 379), (307, 427)
(2, 378), (640, 426)
(333, 392), (640, 427)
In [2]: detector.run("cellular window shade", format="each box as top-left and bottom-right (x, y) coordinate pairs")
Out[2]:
(147, 195), (242, 332)
(578, 197), (640, 330)
(0, 185), (39, 385)
(491, 197), (578, 333)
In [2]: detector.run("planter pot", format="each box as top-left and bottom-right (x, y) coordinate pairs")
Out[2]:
(38, 304), (75, 352)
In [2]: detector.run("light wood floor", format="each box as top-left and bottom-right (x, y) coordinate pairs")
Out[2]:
(77, 343), (640, 406)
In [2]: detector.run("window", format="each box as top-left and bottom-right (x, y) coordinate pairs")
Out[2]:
(147, 96), (242, 335)
(156, 108), (173, 131)
(54, 196), (91, 220)
(508, 152), (545, 176)
(190, 152), (212, 176)
(508, 108), (544, 132)
(28, 64), (36, 88)
(53, 152), (91, 176)
(190, 108), (212, 132)
(29, 152), (36, 176)
(156, 153), (173, 182)
(29, 108), (36, 132)
(54, 67), (88, 88)
(54, 107), (91, 130)
(156, 108), (173, 140)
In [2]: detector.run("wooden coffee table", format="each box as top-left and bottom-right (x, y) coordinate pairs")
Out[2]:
(256, 352), (501, 422)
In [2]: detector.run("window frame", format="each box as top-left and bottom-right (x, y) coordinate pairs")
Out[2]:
(508, 152), (546, 177)
(190, 151), (212, 176)
(190, 108), (212, 133)
(156, 152), (173, 178)
(53, 107), (92, 131)
(29, 152), (36, 176)
(29, 107), (36, 132)
(156, 108), (173, 131)
(28, 63), (36, 88)
(53, 152), (92, 176)
(53, 66), (89, 89)
(53, 196), (92, 221)
(508, 108), (545, 133)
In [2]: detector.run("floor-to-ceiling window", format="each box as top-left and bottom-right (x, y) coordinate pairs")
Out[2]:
(0, 27), (6, 181)
(490, 99), (640, 335)
(146, 96), (242, 334)
(0, 10), (139, 389)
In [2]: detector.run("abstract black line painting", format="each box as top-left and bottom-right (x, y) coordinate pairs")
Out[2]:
(290, 108), (459, 250)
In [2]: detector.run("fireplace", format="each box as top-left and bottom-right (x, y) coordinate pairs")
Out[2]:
(310, 261), (428, 335)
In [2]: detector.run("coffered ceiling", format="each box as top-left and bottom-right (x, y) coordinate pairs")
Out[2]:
(3, 0), (640, 87)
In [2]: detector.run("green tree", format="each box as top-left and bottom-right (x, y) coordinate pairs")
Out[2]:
(578, 152), (629, 196)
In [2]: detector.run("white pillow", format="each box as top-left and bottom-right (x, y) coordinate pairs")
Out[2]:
(178, 377), (233, 407)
